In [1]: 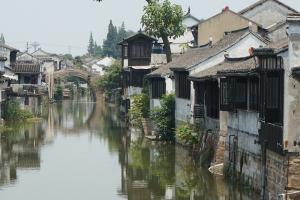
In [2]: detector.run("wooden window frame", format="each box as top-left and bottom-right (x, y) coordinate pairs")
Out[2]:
(175, 71), (190, 99)
(150, 78), (166, 99)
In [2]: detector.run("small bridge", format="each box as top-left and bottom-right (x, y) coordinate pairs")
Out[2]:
(53, 68), (93, 81)
(47, 68), (99, 101)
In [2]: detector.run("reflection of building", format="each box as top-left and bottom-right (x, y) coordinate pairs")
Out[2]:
(0, 123), (45, 187)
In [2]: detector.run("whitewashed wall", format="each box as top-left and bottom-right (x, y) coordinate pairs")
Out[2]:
(283, 20), (300, 152)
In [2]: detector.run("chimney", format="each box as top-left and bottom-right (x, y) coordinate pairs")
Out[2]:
(222, 6), (229, 12)
(287, 13), (300, 70)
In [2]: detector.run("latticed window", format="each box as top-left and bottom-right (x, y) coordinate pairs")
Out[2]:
(131, 42), (150, 58)
(220, 76), (258, 112)
(234, 78), (247, 110)
(151, 78), (166, 99)
(175, 71), (190, 99)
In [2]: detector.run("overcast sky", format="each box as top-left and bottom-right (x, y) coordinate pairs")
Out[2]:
(1, 0), (299, 56)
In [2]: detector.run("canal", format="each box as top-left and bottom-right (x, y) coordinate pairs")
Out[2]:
(0, 98), (257, 200)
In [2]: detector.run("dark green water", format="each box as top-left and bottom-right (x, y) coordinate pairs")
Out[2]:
(0, 99), (257, 200)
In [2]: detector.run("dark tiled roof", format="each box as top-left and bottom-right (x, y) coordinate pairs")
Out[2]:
(0, 44), (19, 51)
(147, 65), (172, 78)
(13, 63), (41, 73)
(183, 13), (201, 24)
(189, 56), (257, 80)
(169, 29), (262, 71)
(239, 0), (298, 15)
(118, 31), (157, 45)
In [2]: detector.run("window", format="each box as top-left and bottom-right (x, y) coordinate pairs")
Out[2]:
(151, 78), (166, 99)
(131, 42), (150, 58)
(205, 81), (219, 119)
(194, 81), (219, 119)
(194, 82), (205, 119)
(194, 82), (205, 105)
(175, 71), (190, 99)
(130, 69), (150, 87)
(235, 78), (247, 110)
(220, 78), (234, 111)
(220, 76), (258, 112)
(260, 70), (284, 124)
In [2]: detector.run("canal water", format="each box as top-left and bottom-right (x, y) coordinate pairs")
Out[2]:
(0, 98), (258, 200)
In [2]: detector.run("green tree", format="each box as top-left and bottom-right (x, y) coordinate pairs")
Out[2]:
(94, 41), (103, 57)
(116, 22), (128, 57)
(63, 54), (73, 60)
(92, 60), (122, 97)
(96, 0), (183, 62)
(141, 0), (185, 62)
(103, 20), (118, 57)
(88, 32), (95, 56)
(0, 33), (5, 45)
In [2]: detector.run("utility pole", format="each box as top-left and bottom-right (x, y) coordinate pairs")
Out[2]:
(26, 42), (29, 52)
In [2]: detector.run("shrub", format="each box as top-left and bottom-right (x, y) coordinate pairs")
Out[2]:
(3, 100), (34, 122)
(150, 94), (175, 141)
(128, 93), (150, 128)
(176, 123), (199, 145)
(54, 85), (63, 100)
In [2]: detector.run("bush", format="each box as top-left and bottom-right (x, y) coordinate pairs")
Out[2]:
(3, 100), (34, 122)
(129, 93), (150, 128)
(150, 94), (175, 141)
(176, 123), (199, 145)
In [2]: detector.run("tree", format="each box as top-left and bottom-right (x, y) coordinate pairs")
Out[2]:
(88, 32), (95, 56)
(116, 22), (131, 57)
(94, 41), (103, 57)
(141, 0), (185, 62)
(0, 33), (5, 45)
(96, 0), (184, 63)
(63, 54), (73, 60)
(103, 20), (118, 57)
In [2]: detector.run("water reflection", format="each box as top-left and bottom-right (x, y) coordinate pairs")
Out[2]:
(0, 123), (45, 187)
(0, 99), (257, 199)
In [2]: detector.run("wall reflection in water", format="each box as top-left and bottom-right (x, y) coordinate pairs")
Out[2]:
(0, 98), (257, 199)
(0, 123), (45, 187)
